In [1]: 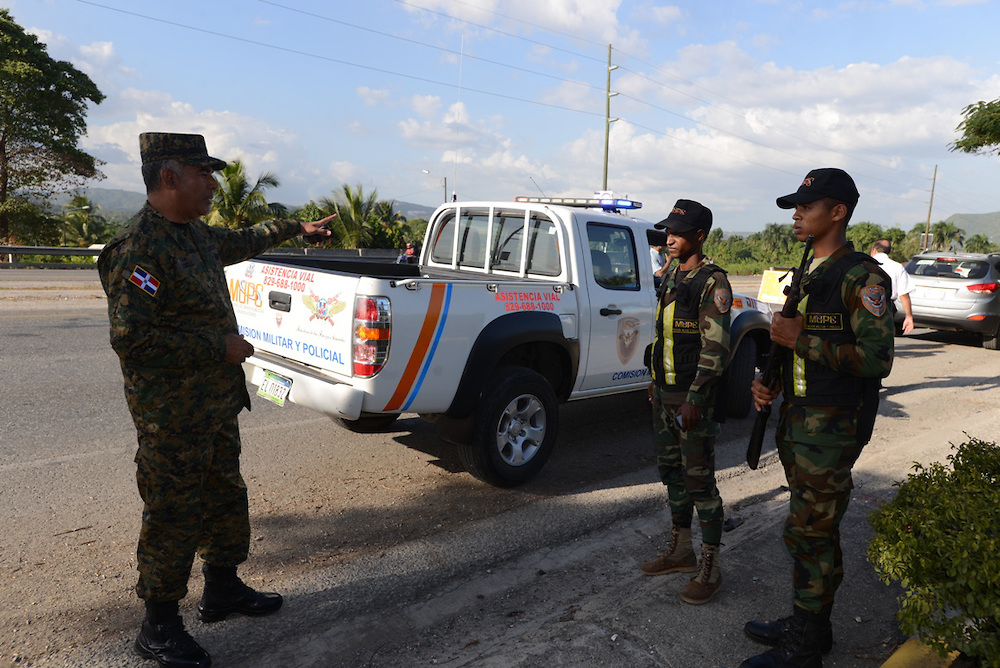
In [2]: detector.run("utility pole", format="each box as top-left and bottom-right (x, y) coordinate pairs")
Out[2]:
(602, 44), (618, 191)
(923, 164), (937, 250)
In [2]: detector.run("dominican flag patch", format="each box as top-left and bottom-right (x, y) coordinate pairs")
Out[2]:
(128, 265), (160, 298)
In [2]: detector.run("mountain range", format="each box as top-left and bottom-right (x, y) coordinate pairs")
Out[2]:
(941, 211), (1000, 242)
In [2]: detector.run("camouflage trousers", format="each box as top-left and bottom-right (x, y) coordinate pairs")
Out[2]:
(776, 431), (864, 615)
(133, 414), (250, 602)
(650, 386), (724, 545)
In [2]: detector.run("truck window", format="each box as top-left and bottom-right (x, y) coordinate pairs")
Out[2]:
(587, 222), (639, 291)
(430, 214), (456, 264)
(429, 210), (488, 268)
(429, 209), (559, 276)
(526, 222), (560, 276)
(491, 213), (558, 275)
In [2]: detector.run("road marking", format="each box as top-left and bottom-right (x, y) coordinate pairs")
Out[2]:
(0, 448), (126, 472)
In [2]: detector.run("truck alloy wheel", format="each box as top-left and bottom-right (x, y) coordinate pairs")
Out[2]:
(460, 366), (558, 487)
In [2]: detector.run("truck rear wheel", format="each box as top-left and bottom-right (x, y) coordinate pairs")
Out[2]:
(460, 367), (558, 487)
(336, 414), (399, 433)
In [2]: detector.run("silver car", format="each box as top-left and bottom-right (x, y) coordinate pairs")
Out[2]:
(905, 251), (1000, 349)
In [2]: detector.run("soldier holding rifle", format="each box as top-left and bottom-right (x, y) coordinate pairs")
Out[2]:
(740, 169), (894, 668)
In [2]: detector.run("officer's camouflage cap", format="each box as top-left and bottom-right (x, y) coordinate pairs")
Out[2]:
(139, 132), (227, 171)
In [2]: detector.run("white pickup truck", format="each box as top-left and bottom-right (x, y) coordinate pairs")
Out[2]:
(224, 196), (770, 486)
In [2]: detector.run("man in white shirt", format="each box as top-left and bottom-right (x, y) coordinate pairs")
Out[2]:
(651, 243), (668, 287)
(870, 239), (914, 334)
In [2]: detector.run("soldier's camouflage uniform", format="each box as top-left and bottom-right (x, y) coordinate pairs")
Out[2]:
(98, 203), (300, 602)
(773, 245), (894, 615)
(651, 258), (732, 546)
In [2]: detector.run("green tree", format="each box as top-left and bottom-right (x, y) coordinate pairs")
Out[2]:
(318, 183), (381, 248)
(883, 227), (907, 257)
(930, 221), (965, 251)
(61, 195), (112, 247)
(290, 201), (325, 222)
(951, 98), (1000, 156)
(402, 217), (429, 248)
(845, 221), (884, 255)
(748, 223), (797, 266)
(964, 233), (996, 254)
(0, 9), (105, 243)
(207, 159), (287, 229)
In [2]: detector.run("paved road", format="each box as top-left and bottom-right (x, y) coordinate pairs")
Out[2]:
(2, 269), (996, 667)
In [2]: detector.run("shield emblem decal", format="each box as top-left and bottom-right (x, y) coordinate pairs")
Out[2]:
(617, 317), (641, 364)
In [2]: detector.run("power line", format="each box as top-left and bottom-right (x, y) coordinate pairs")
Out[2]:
(76, 0), (606, 119)
(259, 0), (604, 94)
(386, 0), (607, 64)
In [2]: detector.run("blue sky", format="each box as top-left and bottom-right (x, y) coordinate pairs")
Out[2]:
(9, 0), (1000, 233)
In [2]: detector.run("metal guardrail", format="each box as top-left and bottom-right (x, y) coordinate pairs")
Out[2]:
(0, 245), (401, 269)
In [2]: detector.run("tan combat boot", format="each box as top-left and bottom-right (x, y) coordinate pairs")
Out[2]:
(640, 526), (697, 576)
(680, 543), (722, 604)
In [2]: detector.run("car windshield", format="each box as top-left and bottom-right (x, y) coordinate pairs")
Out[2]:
(905, 257), (991, 280)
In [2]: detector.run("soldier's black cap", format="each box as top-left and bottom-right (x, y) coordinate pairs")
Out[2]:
(777, 168), (859, 209)
(139, 132), (227, 171)
(654, 199), (712, 234)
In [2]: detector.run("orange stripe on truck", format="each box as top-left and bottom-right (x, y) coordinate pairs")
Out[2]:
(382, 283), (446, 411)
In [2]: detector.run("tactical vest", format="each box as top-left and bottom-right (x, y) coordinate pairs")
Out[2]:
(651, 263), (723, 392)
(782, 251), (888, 411)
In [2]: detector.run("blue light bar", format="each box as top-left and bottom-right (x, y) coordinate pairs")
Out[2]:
(514, 196), (642, 210)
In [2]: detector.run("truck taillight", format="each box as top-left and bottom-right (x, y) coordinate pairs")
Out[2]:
(967, 282), (999, 295)
(354, 296), (390, 377)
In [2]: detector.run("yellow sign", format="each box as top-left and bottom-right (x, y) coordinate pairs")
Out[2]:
(758, 269), (793, 306)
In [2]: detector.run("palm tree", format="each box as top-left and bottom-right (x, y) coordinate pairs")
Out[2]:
(319, 183), (381, 248)
(61, 195), (111, 246)
(374, 199), (406, 227)
(208, 159), (287, 229)
(964, 233), (995, 254)
(930, 221), (965, 251)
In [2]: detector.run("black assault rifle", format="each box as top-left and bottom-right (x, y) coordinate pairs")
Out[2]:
(746, 235), (814, 470)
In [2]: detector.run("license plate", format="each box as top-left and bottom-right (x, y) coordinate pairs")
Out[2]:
(257, 370), (292, 406)
(917, 287), (949, 300)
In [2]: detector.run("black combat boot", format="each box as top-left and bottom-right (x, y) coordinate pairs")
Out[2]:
(744, 604), (833, 654)
(197, 563), (283, 623)
(135, 600), (211, 668)
(739, 607), (825, 668)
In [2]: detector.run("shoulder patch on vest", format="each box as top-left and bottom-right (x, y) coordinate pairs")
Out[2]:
(714, 288), (732, 314)
(861, 285), (887, 317)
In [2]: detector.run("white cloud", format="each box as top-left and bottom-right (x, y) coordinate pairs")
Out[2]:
(411, 95), (442, 117)
(649, 5), (683, 25)
(357, 86), (391, 107)
(81, 88), (323, 203)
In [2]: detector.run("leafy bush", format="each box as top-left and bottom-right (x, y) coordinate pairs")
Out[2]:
(868, 438), (1000, 665)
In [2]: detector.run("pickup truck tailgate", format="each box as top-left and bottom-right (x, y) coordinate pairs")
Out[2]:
(227, 259), (356, 376)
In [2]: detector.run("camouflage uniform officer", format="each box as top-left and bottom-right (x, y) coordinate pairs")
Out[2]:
(640, 199), (732, 606)
(741, 169), (893, 668)
(98, 132), (334, 668)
